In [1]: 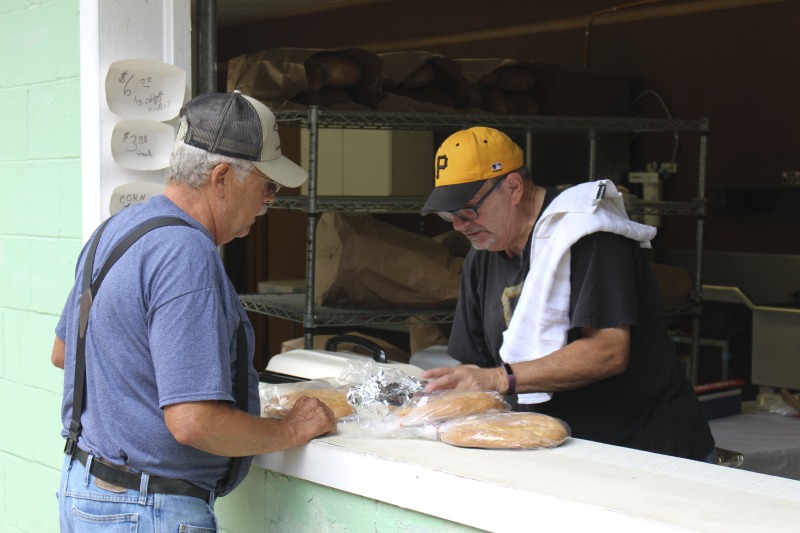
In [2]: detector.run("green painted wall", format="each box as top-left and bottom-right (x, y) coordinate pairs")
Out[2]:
(0, 0), (83, 531)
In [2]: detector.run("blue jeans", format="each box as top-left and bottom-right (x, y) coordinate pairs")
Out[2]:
(57, 454), (218, 532)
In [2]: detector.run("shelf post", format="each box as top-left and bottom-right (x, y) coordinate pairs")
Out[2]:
(689, 131), (709, 385)
(304, 106), (320, 350)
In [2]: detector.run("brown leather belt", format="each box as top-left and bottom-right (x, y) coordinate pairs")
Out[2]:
(73, 447), (211, 503)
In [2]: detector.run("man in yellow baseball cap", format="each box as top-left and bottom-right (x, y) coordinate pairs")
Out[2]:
(419, 126), (716, 462)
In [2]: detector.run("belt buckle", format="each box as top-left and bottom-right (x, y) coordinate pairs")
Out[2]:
(94, 457), (129, 493)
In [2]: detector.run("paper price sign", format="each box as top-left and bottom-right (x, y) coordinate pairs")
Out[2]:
(111, 119), (175, 170)
(109, 181), (167, 215)
(105, 58), (186, 121)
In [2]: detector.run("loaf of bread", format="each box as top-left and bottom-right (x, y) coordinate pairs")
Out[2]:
(265, 387), (353, 420)
(396, 390), (509, 426)
(438, 412), (570, 449)
(492, 65), (537, 92)
(310, 53), (363, 89)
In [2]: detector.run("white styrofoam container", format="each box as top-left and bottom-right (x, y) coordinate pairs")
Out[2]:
(266, 349), (424, 381)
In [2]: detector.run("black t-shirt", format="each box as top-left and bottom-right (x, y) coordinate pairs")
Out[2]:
(448, 187), (715, 460)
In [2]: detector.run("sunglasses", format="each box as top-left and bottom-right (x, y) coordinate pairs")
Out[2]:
(436, 176), (505, 222)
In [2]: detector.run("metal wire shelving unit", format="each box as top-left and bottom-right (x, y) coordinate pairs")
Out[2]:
(238, 106), (709, 381)
(239, 294), (456, 327)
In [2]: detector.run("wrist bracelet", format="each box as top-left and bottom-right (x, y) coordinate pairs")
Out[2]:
(502, 362), (516, 396)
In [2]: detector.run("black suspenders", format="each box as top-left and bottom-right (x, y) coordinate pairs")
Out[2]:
(64, 216), (249, 493)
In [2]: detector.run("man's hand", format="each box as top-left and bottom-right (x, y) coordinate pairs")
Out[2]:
(283, 395), (338, 441)
(421, 364), (507, 394)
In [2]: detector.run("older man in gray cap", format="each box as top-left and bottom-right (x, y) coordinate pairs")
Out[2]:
(52, 91), (336, 532)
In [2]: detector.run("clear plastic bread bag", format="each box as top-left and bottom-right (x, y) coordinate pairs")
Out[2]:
(395, 390), (510, 427)
(436, 411), (571, 450)
(260, 378), (354, 420)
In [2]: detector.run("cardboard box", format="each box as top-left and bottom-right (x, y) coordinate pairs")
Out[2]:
(300, 129), (434, 196)
(651, 263), (693, 302)
(694, 379), (745, 420)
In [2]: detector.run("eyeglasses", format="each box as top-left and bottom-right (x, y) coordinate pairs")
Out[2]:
(240, 166), (281, 196)
(436, 176), (505, 222)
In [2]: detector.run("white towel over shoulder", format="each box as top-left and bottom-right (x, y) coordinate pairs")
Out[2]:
(500, 180), (657, 404)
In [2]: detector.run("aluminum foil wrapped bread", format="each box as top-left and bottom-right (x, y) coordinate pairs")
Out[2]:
(437, 412), (570, 449)
(396, 390), (510, 427)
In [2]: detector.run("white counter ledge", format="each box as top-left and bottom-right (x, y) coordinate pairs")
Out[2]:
(253, 423), (800, 533)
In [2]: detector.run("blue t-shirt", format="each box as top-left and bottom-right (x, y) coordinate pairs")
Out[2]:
(56, 195), (259, 495)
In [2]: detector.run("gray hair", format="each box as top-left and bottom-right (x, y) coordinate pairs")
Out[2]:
(514, 166), (532, 181)
(169, 127), (253, 188)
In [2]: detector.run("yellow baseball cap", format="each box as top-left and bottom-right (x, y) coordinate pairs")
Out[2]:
(421, 127), (524, 215)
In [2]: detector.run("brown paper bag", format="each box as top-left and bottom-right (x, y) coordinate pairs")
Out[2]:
(651, 263), (693, 302)
(314, 213), (462, 308)
(407, 318), (451, 354)
(227, 47), (383, 109)
(378, 51), (479, 110)
(455, 58), (559, 115)
(227, 48), (313, 106)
